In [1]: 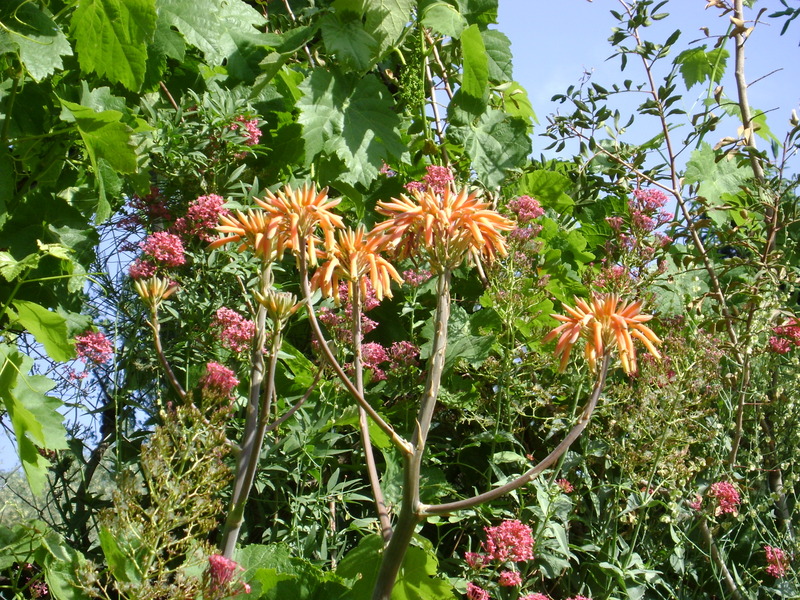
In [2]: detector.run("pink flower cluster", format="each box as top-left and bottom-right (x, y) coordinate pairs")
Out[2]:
(404, 165), (454, 195)
(765, 545), (789, 578)
(75, 331), (113, 365)
(362, 342), (390, 381)
(389, 341), (419, 368)
(207, 554), (251, 595)
(466, 582), (490, 600)
(557, 479), (574, 493)
(709, 481), (740, 515)
(175, 194), (230, 242)
(231, 116), (262, 146)
(768, 318), (800, 354)
(141, 232), (186, 267)
(128, 258), (157, 280)
(199, 362), (239, 400)
(508, 195), (544, 223)
(498, 570), (522, 587)
(402, 269), (433, 287)
(482, 519), (534, 563)
(130, 186), (171, 224)
(213, 307), (256, 352)
(628, 188), (671, 233)
(520, 595), (550, 600)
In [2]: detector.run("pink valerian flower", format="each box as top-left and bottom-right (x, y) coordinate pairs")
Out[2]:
(207, 554), (251, 595)
(174, 194), (230, 242)
(389, 341), (419, 368)
(128, 258), (157, 280)
(466, 582), (490, 600)
(402, 269), (432, 287)
(709, 481), (740, 515)
(464, 552), (485, 570)
(379, 162), (396, 177)
(199, 362), (239, 400)
(632, 188), (668, 211)
(498, 570), (522, 587)
(688, 494), (703, 511)
(362, 342), (390, 381)
(230, 115), (262, 146)
(482, 520), (534, 563)
(557, 479), (574, 493)
(403, 165), (454, 195)
(130, 186), (171, 223)
(509, 225), (542, 241)
(606, 216), (624, 230)
(212, 307), (256, 352)
(769, 318), (800, 354)
(566, 596), (593, 600)
(508, 195), (544, 222)
(520, 595), (550, 600)
(765, 545), (790, 578)
(631, 210), (656, 232)
(75, 331), (113, 364)
(140, 232), (186, 267)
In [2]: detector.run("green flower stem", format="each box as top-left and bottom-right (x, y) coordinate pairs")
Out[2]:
(147, 308), (186, 401)
(298, 253), (412, 455)
(370, 268), (451, 600)
(352, 284), (393, 541)
(421, 353), (610, 516)
(220, 266), (272, 557)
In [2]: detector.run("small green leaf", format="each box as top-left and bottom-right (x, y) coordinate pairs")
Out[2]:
(0, 0), (72, 81)
(71, 0), (157, 91)
(98, 527), (143, 583)
(675, 45), (728, 89)
(12, 300), (75, 362)
(482, 29), (513, 82)
(421, 2), (467, 38)
(0, 251), (40, 282)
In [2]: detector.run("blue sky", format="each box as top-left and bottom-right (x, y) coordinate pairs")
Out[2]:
(497, 1), (800, 154)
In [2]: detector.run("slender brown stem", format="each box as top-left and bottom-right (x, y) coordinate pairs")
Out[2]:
(158, 81), (180, 114)
(264, 367), (323, 434)
(699, 517), (744, 600)
(147, 311), (186, 400)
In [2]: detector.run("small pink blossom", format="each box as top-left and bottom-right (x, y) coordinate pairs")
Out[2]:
(464, 552), (485, 569)
(199, 362), (239, 400)
(765, 545), (789, 578)
(389, 341), (419, 368)
(174, 194), (230, 242)
(466, 582), (490, 600)
(128, 258), (156, 280)
(709, 481), (740, 516)
(423, 165), (454, 194)
(231, 116), (262, 146)
(362, 342), (390, 381)
(519, 594), (550, 600)
(207, 554), (250, 594)
(631, 210), (656, 232)
(769, 336), (792, 354)
(402, 269), (432, 287)
(508, 195), (544, 222)
(75, 331), (113, 364)
(606, 216), (624, 231)
(688, 494), (703, 511)
(404, 180), (426, 193)
(379, 162), (396, 177)
(141, 232), (185, 267)
(498, 570), (522, 587)
(213, 307), (256, 352)
(632, 188), (668, 210)
(482, 519), (534, 563)
(557, 478), (574, 493)
(566, 596), (593, 600)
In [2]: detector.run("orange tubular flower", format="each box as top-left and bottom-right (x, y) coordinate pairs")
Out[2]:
(209, 209), (287, 261)
(543, 294), (662, 374)
(256, 184), (345, 266)
(373, 187), (514, 270)
(311, 226), (403, 303)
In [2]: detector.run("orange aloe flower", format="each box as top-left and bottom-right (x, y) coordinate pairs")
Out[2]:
(543, 294), (662, 374)
(256, 184), (345, 266)
(373, 187), (514, 270)
(209, 209), (288, 261)
(311, 226), (402, 303)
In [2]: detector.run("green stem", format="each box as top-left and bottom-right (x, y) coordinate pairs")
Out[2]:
(370, 269), (451, 600)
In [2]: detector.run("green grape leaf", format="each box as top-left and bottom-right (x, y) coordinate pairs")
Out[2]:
(517, 170), (575, 212)
(320, 12), (379, 72)
(158, 0), (266, 66)
(12, 300), (75, 362)
(365, 0), (415, 57)
(297, 70), (407, 186)
(0, 345), (68, 496)
(421, 2), (467, 38)
(458, 0), (498, 27)
(59, 100), (138, 174)
(482, 29), (513, 82)
(684, 143), (750, 218)
(71, 0), (157, 91)
(448, 108), (530, 188)
(460, 25), (489, 108)
(675, 45), (728, 89)
(0, 0), (72, 82)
